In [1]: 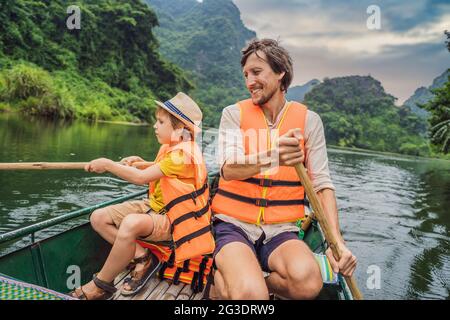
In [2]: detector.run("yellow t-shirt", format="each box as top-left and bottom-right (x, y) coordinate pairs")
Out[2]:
(149, 150), (196, 213)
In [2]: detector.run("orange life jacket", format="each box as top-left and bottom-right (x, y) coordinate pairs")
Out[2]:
(211, 99), (307, 224)
(135, 242), (213, 294)
(148, 141), (215, 263)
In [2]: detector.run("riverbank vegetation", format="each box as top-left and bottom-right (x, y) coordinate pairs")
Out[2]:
(0, 0), (192, 122)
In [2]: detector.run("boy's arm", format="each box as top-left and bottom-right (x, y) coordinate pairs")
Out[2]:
(85, 158), (164, 185)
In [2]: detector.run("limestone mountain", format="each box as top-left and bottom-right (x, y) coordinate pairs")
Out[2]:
(304, 75), (429, 155)
(144, 0), (256, 126)
(404, 69), (450, 118)
(287, 79), (320, 102)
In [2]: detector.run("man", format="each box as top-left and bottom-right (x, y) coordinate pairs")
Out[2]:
(210, 39), (357, 300)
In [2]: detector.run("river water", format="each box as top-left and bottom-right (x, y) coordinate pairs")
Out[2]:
(0, 113), (449, 299)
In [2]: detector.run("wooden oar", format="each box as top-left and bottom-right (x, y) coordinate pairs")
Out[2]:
(0, 161), (156, 171)
(0, 162), (89, 170)
(294, 163), (363, 300)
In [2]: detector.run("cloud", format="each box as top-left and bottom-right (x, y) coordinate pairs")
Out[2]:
(233, 0), (450, 103)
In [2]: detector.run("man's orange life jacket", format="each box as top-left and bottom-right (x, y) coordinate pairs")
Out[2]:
(211, 99), (308, 224)
(148, 141), (215, 263)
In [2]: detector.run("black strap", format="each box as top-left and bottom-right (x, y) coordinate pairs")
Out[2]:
(159, 262), (168, 280)
(162, 183), (208, 212)
(171, 203), (210, 231)
(191, 272), (199, 293)
(197, 256), (208, 293)
(173, 267), (182, 285)
(216, 189), (305, 207)
(243, 177), (302, 187)
(174, 225), (212, 249)
(202, 271), (215, 300)
(182, 259), (190, 272)
(167, 251), (175, 268)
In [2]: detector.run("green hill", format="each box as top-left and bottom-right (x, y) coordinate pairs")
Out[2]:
(144, 0), (256, 126)
(286, 79), (320, 102)
(404, 69), (450, 119)
(304, 76), (429, 156)
(0, 0), (192, 122)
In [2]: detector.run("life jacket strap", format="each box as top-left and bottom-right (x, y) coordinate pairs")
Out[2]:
(216, 189), (305, 207)
(191, 272), (199, 293)
(243, 177), (302, 187)
(171, 203), (210, 233)
(159, 262), (168, 280)
(174, 225), (212, 249)
(162, 182), (208, 212)
(173, 267), (182, 285)
(182, 259), (190, 273)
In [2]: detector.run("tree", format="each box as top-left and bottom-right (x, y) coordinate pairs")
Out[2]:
(420, 32), (450, 154)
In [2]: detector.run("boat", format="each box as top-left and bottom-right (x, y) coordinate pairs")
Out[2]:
(0, 172), (353, 300)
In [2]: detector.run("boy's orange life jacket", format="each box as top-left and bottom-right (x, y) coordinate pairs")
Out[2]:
(148, 141), (215, 264)
(135, 242), (213, 294)
(211, 99), (308, 224)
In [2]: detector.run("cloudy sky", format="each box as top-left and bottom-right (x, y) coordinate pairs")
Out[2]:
(233, 0), (450, 104)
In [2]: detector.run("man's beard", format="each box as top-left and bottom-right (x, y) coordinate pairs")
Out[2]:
(254, 86), (277, 105)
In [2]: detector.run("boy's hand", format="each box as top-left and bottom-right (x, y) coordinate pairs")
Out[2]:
(85, 158), (114, 173)
(120, 156), (145, 166)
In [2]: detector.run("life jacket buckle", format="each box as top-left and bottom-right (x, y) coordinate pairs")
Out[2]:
(190, 192), (197, 205)
(259, 179), (272, 187)
(255, 198), (268, 207)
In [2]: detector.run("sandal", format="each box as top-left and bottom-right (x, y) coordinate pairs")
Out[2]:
(70, 274), (117, 300)
(121, 251), (161, 296)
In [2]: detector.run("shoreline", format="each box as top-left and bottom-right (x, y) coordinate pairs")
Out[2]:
(1, 111), (448, 161)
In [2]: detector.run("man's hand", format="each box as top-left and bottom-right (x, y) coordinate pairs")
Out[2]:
(85, 158), (114, 174)
(276, 128), (305, 166)
(119, 156), (144, 166)
(326, 243), (357, 277)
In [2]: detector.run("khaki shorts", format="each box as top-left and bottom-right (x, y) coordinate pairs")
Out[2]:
(105, 199), (171, 242)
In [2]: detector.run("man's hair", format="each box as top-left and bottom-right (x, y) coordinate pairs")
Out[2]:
(241, 38), (293, 92)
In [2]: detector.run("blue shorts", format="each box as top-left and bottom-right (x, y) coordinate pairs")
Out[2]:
(213, 220), (299, 272)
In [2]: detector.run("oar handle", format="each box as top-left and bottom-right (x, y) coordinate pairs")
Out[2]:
(0, 162), (89, 170)
(294, 163), (363, 300)
(0, 161), (155, 171)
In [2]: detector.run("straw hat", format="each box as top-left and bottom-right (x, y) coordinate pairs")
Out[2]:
(155, 92), (202, 134)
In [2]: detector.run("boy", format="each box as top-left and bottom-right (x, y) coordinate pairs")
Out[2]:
(71, 92), (214, 299)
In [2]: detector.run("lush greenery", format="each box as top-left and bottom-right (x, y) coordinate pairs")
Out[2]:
(145, 0), (256, 126)
(421, 76), (450, 154)
(0, 0), (192, 122)
(419, 32), (450, 155)
(304, 76), (430, 156)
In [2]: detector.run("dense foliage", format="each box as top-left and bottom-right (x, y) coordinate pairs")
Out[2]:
(0, 0), (192, 122)
(145, 0), (256, 126)
(421, 76), (450, 154)
(419, 33), (450, 155)
(304, 76), (430, 156)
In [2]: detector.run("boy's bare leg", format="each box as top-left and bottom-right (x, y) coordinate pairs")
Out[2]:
(90, 208), (147, 258)
(79, 214), (154, 297)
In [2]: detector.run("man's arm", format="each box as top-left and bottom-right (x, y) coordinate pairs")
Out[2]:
(218, 105), (306, 180)
(305, 111), (357, 277)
